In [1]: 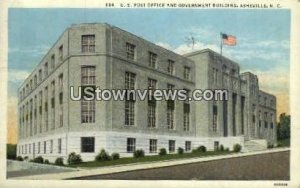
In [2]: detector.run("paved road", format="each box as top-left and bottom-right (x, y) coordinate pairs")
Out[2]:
(73, 151), (289, 180)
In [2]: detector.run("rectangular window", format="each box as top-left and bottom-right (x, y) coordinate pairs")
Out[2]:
(81, 137), (95, 153)
(58, 138), (62, 154)
(44, 141), (46, 154)
(59, 74), (63, 93)
(51, 81), (55, 129)
(148, 100), (156, 128)
(183, 103), (190, 131)
(50, 140), (53, 153)
(81, 100), (95, 123)
(149, 52), (157, 68)
(38, 142), (40, 154)
(126, 42), (135, 60)
(125, 100), (135, 126)
(81, 66), (96, 123)
(168, 140), (175, 153)
(148, 78), (157, 90)
(213, 105), (218, 132)
(59, 45), (63, 62)
(184, 66), (191, 80)
(44, 62), (48, 77)
(82, 35), (95, 53)
(29, 144), (31, 154)
(39, 69), (42, 82)
(125, 72), (136, 90)
(167, 100), (175, 130)
(167, 60), (174, 75)
(185, 141), (191, 151)
(34, 75), (37, 87)
(126, 138), (136, 153)
(149, 139), (157, 153)
(81, 66), (96, 86)
(214, 141), (219, 151)
(51, 54), (55, 70)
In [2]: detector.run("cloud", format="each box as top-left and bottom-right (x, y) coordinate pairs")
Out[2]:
(9, 45), (50, 55)
(8, 69), (30, 83)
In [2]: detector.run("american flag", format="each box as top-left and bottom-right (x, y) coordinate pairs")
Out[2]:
(221, 33), (237, 46)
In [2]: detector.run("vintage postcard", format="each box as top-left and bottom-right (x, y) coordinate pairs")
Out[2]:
(0, 0), (299, 187)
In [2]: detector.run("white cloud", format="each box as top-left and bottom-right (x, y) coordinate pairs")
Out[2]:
(9, 45), (50, 56)
(8, 69), (30, 83)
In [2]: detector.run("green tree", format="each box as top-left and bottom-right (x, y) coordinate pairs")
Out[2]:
(277, 113), (290, 140)
(7, 144), (17, 160)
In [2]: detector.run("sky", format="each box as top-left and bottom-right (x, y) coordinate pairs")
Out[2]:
(7, 8), (290, 143)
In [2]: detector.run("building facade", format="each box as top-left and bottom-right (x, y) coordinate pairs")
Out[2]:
(16, 23), (277, 162)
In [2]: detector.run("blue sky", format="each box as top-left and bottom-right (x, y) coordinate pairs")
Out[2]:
(8, 8), (290, 104)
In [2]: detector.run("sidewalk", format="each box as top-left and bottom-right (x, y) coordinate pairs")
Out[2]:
(11, 147), (289, 180)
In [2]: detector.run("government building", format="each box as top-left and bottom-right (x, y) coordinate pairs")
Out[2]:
(16, 23), (277, 162)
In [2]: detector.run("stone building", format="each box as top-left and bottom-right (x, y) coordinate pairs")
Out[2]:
(16, 23), (277, 162)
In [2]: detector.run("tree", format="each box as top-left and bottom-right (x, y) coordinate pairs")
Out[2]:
(277, 113), (290, 140)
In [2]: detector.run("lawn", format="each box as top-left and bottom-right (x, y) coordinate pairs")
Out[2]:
(68, 151), (235, 168)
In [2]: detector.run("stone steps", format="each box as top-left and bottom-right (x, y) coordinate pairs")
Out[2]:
(244, 139), (267, 152)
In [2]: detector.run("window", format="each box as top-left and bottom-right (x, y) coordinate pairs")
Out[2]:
(214, 141), (219, 151)
(29, 144), (31, 154)
(126, 42), (135, 60)
(34, 75), (37, 87)
(213, 104), (218, 132)
(81, 100), (95, 123)
(149, 52), (157, 68)
(148, 100), (156, 128)
(167, 60), (174, 75)
(51, 55), (55, 70)
(125, 101), (135, 126)
(82, 35), (95, 53)
(125, 72), (136, 126)
(44, 141), (47, 154)
(59, 45), (63, 62)
(185, 141), (191, 151)
(30, 79), (33, 91)
(148, 78), (157, 90)
(50, 140), (53, 153)
(81, 66), (96, 123)
(81, 137), (95, 153)
(127, 138), (136, 153)
(44, 62), (48, 76)
(38, 142), (40, 154)
(58, 74), (63, 93)
(184, 66), (191, 80)
(81, 66), (96, 85)
(58, 138), (62, 153)
(39, 69), (43, 82)
(183, 103), (190, 131)
(167, 100), (175, 130)
(168, 140), (175, 153)
(45, 86), (48, 131)
(51, 81), (55, 129)
(149, 139), (157, 153)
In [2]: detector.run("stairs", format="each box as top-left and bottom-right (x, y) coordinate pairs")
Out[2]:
(243, 139), (268, 152)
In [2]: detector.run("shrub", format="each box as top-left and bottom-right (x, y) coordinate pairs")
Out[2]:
(219, 145), (224, 151)
(133, 149), (145, 158)
(95, 149), (111, 161)
(197, 146), (207, 153)
(267, 143), (274, 149)
(225, 147), (230, 152)
(44, 159), (50, 164)
(29, 159), (34, 162)
(159, 148), (167, 156)
(177, 147), (184, 154)
(55, 157), (64, 166)
(111, 153), (120, 160)
(192, 149), (198, 153)
(233, 144), (242, 152)
(16, 156), (23, 161)
(67, 152), (82, 165)
(7, 144), (17, 160)
(24, 156), (29, 161)
(33, 156), (44, 164)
